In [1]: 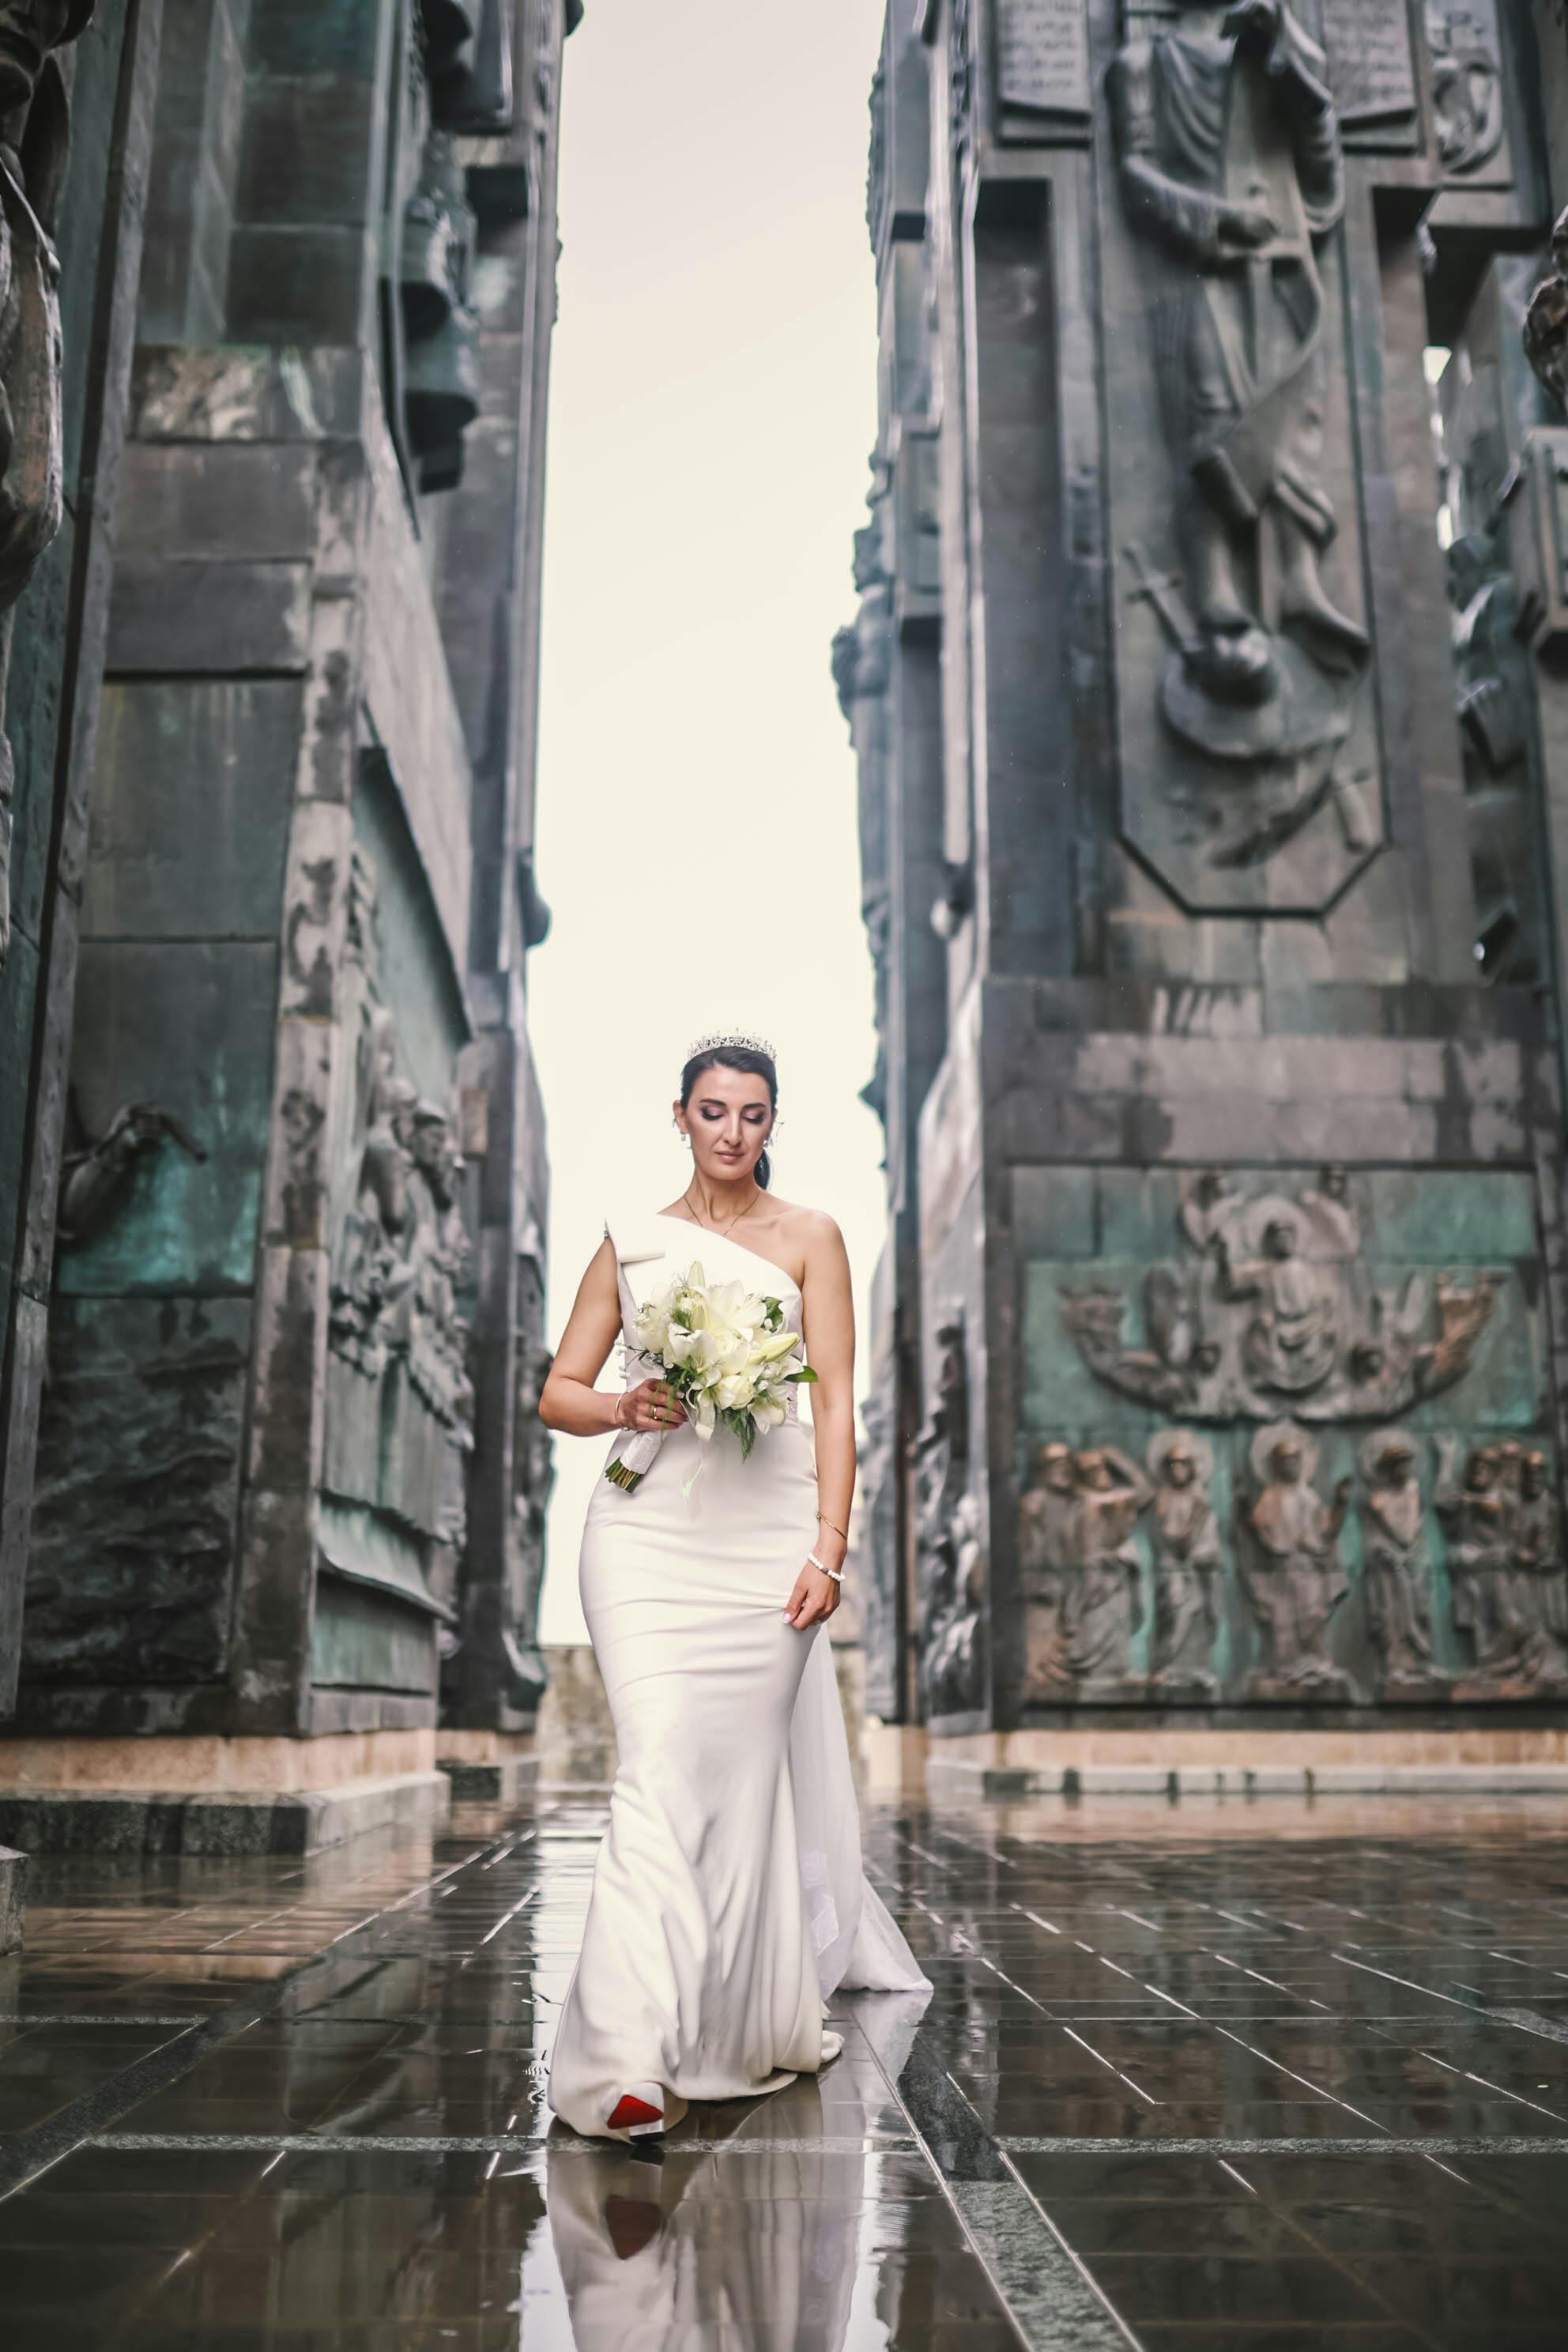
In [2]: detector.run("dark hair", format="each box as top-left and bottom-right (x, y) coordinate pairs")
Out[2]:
(680, 1046), (778, 1190)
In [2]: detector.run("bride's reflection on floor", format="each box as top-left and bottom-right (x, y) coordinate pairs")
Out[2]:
(542, 1988), (931, 2350)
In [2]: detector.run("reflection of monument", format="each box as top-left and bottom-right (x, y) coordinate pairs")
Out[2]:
(1110, 2), (1368, 756)
(1238, 1423), (1351, 1696)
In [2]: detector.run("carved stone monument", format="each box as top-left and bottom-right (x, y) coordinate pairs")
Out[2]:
(851, 2), (1568, 1759)
(0, 0), (163, 1736)
(1106, 1), (1379, 905)
(0, 2), (94, 971)
(1, 0), (576, 1839)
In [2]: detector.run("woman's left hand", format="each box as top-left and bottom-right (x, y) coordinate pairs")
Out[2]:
(783, 1560), (841, 1630)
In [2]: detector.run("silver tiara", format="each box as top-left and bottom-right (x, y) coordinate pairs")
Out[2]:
(684, 1030), (776, 1063)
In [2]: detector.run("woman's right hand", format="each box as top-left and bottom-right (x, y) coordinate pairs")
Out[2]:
(615, 1378), (688, 1434)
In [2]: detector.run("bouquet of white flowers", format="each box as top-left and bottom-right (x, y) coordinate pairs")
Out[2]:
(605, 1259), (817, 1493)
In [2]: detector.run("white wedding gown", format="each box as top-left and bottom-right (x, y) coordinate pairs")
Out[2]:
(545, 1210), (931, 2142)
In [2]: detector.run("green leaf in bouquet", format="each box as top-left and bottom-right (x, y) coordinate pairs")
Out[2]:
(787, 1365), (819, 1384)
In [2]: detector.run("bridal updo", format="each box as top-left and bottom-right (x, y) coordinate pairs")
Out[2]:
(679, 1042), (779, 1190)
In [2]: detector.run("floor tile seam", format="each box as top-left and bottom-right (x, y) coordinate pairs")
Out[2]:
(952, 2176), (1148, 2352)
(1196, 2157), (1452, 2352)
(1488, 2006), (1568, 2048)
(840, 2015), (1036, 2348)
(854, 2009), (1144, 2352)
(85, 2128), (917, 2154)
(0, 1824), (528, 2202)
(0, 2015), (211, 2028)
(996, 2135), (1568, 2155)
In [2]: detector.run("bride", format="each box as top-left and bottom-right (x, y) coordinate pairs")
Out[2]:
(539, 1033), (930, 2142)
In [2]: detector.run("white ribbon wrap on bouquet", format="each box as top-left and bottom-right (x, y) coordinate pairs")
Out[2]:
(603, 1219), (672, 1487)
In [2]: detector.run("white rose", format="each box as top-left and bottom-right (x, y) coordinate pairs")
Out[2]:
(637, 1308), (672, 1359)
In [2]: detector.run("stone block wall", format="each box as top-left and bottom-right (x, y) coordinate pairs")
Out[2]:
(2, 0), (575, 1810)
(0, 2), (167, 1713)
(852, 2), (1568, 1745)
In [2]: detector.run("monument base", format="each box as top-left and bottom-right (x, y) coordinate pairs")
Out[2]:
(863, 1721), (1568, 1800)
(435, 1730), (539, 1802)
(0, 1728), (452, 1853)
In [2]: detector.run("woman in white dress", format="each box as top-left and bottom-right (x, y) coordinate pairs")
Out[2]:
(539, 1035), (930, 2143)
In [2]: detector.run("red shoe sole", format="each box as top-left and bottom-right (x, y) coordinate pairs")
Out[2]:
(608, 2093), (663, 2132)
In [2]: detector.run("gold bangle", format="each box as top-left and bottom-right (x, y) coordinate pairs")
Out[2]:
(816, 1510), (848, 1541)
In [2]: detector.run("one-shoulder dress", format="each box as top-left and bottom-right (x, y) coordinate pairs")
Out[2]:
(544, 1210), (930, 2141)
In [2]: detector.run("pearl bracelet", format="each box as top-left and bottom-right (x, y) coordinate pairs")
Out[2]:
(808, 1551), (845, 1584)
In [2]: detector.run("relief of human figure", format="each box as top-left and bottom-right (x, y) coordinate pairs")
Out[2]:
(1145, 1431), (1222, 1692)
(1214, 1204), (1339, 1396)
(923, 1488), (986, 1719)
(1512, 1449), (1568, 1685)
(1436, 1440), (1519, 1677)
(1438, 1441), (1568, 1688)
(1020, 1442), (1078, 1589)
(1359, 1432), (1438, 1692)
(1059, 1446), (1152, 1687)
(1019, 1440), (1080, 1699)
(1110, 2), (1368, 710)
(330, 1035), (420, 1380)
(1238, 1422), (1351, 1694)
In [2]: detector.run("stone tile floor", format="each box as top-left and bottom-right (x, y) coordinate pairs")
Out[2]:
(2, 1792), (1568, 2347)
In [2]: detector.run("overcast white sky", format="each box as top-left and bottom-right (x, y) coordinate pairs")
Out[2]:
(531, 0), (892, 1644)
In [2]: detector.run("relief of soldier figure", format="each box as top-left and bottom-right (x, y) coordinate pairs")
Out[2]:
(913, 1309), (988, 1718)
(326, 858), (476, 1559)
(1110, 1), (1369, 767)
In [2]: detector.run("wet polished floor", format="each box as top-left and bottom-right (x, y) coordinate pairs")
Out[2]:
(3, 1791), (1568, 2348)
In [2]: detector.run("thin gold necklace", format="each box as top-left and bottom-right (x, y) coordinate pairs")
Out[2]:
(683, 1181), (763, 1241)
